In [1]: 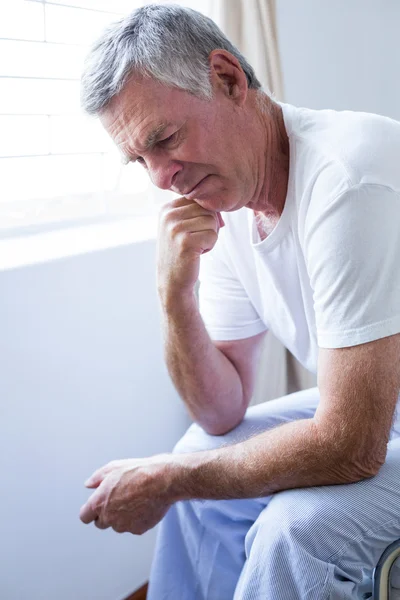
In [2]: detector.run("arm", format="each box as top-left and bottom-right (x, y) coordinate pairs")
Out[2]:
(80, 335), (400, 534)
(169, 334), (400, 500)
(158, 196), (265, 435)
(168, 185), (400, 499)
(163, 294), (265, 434)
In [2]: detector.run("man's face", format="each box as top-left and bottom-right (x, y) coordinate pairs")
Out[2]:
(100, 75), (255, 213)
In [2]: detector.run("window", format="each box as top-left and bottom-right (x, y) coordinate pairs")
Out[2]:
(0, 0), (209, 236)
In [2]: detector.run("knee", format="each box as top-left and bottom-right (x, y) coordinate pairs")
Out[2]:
(248, 487), (332, 559)
(172, 398), (311, 456)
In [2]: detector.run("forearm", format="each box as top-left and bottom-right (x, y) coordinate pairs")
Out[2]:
(162, 291), (246, 434)
(170, 417), (366, 501)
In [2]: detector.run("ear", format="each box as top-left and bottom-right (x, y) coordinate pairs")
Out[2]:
(209, 50), (248, 106)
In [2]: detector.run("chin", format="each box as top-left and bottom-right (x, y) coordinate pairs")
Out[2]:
(195, 192), (244, 213)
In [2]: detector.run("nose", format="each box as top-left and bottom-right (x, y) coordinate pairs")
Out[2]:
(147, 156), (183, 191)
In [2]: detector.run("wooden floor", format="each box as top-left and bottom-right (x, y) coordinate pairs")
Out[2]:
(124, 582), (148, 600)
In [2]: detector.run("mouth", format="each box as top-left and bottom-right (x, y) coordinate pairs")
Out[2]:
(183, 175), (210, 199)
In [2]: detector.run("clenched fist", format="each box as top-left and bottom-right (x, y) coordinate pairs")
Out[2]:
(157, 197), (224, 304)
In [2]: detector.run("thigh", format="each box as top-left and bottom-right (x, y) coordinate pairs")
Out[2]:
(173, 386), (320, 454)
(171, 387), (321, 561)
(244, 436), (400, 586)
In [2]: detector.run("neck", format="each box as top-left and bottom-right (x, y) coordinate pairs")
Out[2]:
(246, 97), (290, 221)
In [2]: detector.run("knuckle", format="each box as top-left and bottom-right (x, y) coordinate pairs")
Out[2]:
(88, 497), (97, 512)
(163, 198), (184, 213)
(177, 233), (192, 252)
(162, 200), (176, 212)
(208, 229), (218, 242)
(160, 210), (177, 232)
(168, 198), (182, 209)
(159, 202), (171, 219)
(95, 518), (108, 529)
(167, 220), (181, 237)
(171, 196), (190, 208)
(162, 205), (173, 219)
(132, 524), (146, 535)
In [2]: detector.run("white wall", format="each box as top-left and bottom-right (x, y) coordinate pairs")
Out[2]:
(0, 239), (190, 600)
(276, 0), (400, 120)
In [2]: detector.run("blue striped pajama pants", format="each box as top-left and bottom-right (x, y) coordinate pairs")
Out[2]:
(147, 388), (400, 599)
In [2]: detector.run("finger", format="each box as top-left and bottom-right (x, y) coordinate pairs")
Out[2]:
(84, 469), (107, 488)
(163, 196), (196, 210)
(161, 202), (214, 226)
(94, 517), (110, 530)
(112, 522), (126, 534)
(170, 215), (219, 237)
(79, 501), (98, 524)
(185, 230), (218, 254)
(84, 462), (119, 487)
(84, 470), (104, 488)
(84, 480), (100, 489)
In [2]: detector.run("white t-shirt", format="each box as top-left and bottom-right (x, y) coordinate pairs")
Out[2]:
(198, 103), (400, 374)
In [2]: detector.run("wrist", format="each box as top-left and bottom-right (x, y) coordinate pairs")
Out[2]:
(143, 453), (191, 504)
(159, 286), (198, 317)
(167, 449), (224, 502)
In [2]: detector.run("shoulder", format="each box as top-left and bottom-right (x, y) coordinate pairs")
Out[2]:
(289, 104), (400, 192)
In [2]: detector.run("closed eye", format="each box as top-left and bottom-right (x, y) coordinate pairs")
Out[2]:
(158, 131), (178, 147)
(133, 130), (180, 167)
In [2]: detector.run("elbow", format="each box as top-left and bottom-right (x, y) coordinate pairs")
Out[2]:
(315, 421), (387, 484)
(331, 448), (387, 484)
(201, 401), (248, 436)
(205, 421), (243, 437)
(351, 451), (386, 481)
(343, 435), (389, 482)
(202, 413), (245, 436)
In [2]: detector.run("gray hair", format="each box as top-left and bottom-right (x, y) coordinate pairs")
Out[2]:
(81, 3), (262, 115)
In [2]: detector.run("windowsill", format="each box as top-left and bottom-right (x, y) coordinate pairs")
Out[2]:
(0, 214), (158, 272)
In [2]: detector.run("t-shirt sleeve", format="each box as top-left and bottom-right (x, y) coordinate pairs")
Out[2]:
(198, 233), (267, 341)
(304, 183), (400, 348)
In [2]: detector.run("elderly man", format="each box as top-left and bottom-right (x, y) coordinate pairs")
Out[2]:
(79, 4), (400, 599)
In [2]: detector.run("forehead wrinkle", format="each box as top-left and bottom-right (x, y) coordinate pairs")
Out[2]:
(112, 109), (147, 161)
(106, 94), (174, 161)
(106, 109), (133, 156)
(124, 119), (175, 162)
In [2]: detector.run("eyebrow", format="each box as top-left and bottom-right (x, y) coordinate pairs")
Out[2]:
(120, 121), (174, 165)
(144, 122), (172, 149)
